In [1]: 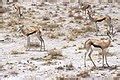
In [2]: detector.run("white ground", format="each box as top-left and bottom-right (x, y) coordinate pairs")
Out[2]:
(0, 2), (120, 80)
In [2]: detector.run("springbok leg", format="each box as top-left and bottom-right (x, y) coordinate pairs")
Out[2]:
(94, 22), (99, 36)
(27, 36), (30, 51)
(37, 33), (45, 51)
(84, 47), (91, 67)
(102, 49), (105, 68)
(88, 48), (96, 67)
(104, 50), (110, 67)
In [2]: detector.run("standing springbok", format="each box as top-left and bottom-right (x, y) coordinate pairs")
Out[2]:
(18, 25), (45, 51)
(84, 36), (111, 68)
(87, 10), (113, 36)
(80, 3), (92, 16)
(13, 3), (22, 18)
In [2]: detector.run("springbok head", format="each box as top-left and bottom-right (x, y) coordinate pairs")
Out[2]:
(107, 30), (114, 41)
(17, 25), (24, 32)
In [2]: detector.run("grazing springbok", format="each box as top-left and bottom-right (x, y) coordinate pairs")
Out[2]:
(13, 3), (22, 18)
(80, 3), (92, 16)
(84, 33), (111, 68)
(18, 25), (45, 51)
(87, 10), (113, 36)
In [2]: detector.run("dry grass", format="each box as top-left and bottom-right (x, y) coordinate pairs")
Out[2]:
(67, 26), (95, 41)
(64, 63), (74, 70)
(67, 35), (76, 41)
(67, 28), (83, 41)
(41, 22), (60, 32)
(81, 26), (96, 33)
(71, 28), (83, 36)
(10, 50), (25, 55)
(0, 21), (5, 28)
(56, 63), (74, 70)
(65, 25), (96, 41)
(47, 32), (59, 39)
(30, 57), (41, 61)
(42, 61), (57, 65)
(47, 23), (59, 29)
(29, 42), (40, 48)
(38, 21), (48, 27)
(47, 31), (64, 39)
(74, 15), (84, 20)
(77, 70), (90, 78)
(42, 48), (63, 61)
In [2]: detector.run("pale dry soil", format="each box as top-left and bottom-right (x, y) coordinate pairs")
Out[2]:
(0, 2), (120, 80)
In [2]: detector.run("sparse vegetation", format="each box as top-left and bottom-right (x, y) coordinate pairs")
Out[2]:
(0, 1), (120, 80)
(64, 63), (74, 70)
(81, 26), (96, 33)
(30, 57), (41, 61)
(67, 26), (95, 41)
(47, 32), (59, 39)
(42, 48), (63, 61)
(56, 63), (74, 70)
(29, 42), (40, 48)
(77, 70), (90, 78)
(10, 50), (25, 55)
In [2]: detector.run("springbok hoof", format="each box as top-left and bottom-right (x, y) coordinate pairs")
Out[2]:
(107, 65), (110, 68)
(102, 65), (107, 68)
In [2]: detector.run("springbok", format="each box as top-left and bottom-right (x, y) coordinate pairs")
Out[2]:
(87, 10), (113, 36)
(80, 3), (92, 16)
(84, 33), (111, 68)
(18, 25), (45, 51)
(13, 3), (22, 18)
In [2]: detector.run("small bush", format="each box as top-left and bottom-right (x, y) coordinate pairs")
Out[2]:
(42, 48), (63, 61)
(47, 23), (59, 29)
(81, 26), (96, 33)
(67, 35), (76, 41)
(47, 32), (59, 39)
(56, 63), (74, 70)
(77, 70), (90, 78)
(67, 28), (83, 41)
(64, 63), (74, 70)
(30, 57), (41, 61)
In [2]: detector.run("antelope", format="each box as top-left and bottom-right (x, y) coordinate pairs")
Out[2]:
(87, 10), (113, 36)
(13, 3), (22, 18)
(84, 33), (112, 68)
(18, 25), (45, 51)
(80, 3), (92, 16)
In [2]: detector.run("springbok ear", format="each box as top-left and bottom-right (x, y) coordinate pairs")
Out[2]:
(17, 25), (24, 32)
